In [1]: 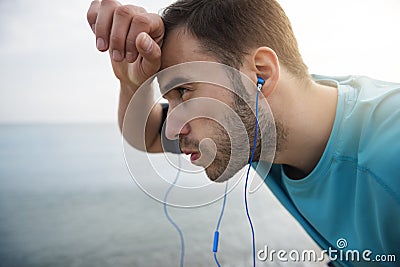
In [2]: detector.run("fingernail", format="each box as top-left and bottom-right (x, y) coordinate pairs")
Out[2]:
(96, 38), (106, 51)
(112, 50), (123, 61)
(142, 34), (153, 52)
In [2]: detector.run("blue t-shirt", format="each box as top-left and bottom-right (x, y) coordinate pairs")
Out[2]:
(254, 75), (400, 266)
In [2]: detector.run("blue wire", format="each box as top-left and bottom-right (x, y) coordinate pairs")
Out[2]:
(163, 85), (261, 267)
(214, 252), (221, 267)
(213, 181), (229, 267)
(216, 182), (229, 231)
(245, 89), (261, 267)
(163, 144), (185, 267)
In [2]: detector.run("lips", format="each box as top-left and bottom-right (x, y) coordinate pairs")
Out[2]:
(182, 149), (201, 162)
(190, 152), (200, 162)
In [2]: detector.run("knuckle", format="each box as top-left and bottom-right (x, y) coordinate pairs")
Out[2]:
(125, 4), (146, 13)
(131, 14), (150, 27)
(95, 24), (107, 35)
(125, 38), (136, 50)
(100, 0), (117, 6)
(136, 6), (146, 13)
(110, 35), (124, 46)
(114, 5), (132, 17)
(87, 12), (95, 23)
(87, 1), (99, 22)
(152, 47), (161, 59)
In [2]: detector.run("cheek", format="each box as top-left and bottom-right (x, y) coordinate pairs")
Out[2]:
(188, 118), (220, 138)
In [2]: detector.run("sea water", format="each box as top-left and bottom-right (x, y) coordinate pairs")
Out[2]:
(0, 124), (326, 267)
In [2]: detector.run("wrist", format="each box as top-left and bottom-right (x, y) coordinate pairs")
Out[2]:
(120, 81), (138, 95)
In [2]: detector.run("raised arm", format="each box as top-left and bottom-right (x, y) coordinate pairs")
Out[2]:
(87, 0), (164, 152)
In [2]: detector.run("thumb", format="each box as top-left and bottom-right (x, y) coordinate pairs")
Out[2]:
(136, 32), (162, 78)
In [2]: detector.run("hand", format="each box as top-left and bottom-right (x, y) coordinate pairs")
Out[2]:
(87, 0), (164, 88)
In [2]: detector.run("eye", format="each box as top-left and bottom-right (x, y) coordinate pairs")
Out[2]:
(176, 87), (189, 97)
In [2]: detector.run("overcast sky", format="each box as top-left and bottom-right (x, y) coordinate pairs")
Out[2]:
(0, 0), (399, 123)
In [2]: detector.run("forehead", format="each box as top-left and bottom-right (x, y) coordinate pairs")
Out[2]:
(158, 28), (253, 97)
(161, 27), (216, 70)
(159, 28), (216, 94)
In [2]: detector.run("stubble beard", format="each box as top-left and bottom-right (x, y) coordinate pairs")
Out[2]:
(179, 93), (284, 183)
(203, 93), (284, 182)
(198, 96), (257, 183)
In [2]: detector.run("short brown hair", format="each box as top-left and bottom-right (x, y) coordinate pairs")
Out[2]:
(162, 0), (309, 79)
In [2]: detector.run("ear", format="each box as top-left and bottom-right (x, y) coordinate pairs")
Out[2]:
(250, 47), (280, 98)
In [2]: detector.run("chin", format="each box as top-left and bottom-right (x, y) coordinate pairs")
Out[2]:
(205, 162), (243, 183)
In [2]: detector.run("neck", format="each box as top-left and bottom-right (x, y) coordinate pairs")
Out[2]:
(267, 71), (338, 179)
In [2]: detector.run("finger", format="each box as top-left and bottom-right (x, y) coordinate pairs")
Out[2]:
(87, 0), (100, 34)
(146, 13), (165, 44)
(136, 32), (162, 78)
(126, 13), (164, 63)
(95, 0), (121, 52)
(109, 5), (144, 62)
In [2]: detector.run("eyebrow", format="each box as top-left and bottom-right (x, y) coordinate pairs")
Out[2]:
(159, 76), (192, 95)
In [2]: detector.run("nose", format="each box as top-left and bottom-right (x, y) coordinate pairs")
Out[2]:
(165, 107), (190, 140)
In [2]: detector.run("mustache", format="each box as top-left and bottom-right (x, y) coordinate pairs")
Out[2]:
(179, 136), (199, 150)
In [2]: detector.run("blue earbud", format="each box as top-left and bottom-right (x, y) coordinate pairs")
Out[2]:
(257, 77), (265, 91)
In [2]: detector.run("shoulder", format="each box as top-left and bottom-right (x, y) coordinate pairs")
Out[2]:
(351, 78), (400, 201)
(339, 76), (400, 151)
(353, 77), (400, 160)
(333, 76), (400, 196)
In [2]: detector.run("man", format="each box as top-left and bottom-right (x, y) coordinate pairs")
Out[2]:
(87, 0), (400, 266)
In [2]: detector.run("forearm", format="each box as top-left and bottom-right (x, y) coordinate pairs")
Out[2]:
(118, 82), (163, 153)
(87, 1), (166, 151)
(118, 83), (134, 132)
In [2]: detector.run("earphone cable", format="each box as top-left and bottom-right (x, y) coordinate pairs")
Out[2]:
(163, 143), (185, 267)
(213, 181), (229, 266)
(245, 88), (261, 267)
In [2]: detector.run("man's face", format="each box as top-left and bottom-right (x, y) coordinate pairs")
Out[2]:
(159, 28), (256, 182)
